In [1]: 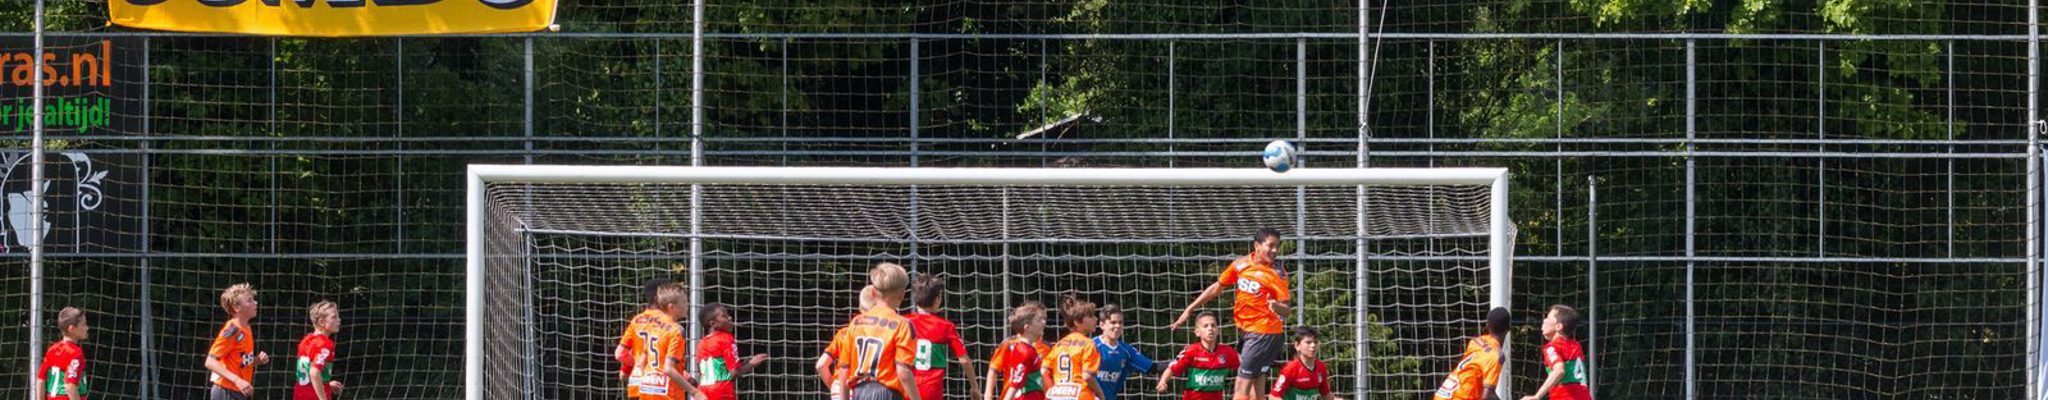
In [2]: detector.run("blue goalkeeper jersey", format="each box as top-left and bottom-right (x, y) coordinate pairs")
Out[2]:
(1093, 336), (1158, 400)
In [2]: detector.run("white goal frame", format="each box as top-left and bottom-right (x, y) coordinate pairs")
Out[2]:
(463, 164), (1515, 400)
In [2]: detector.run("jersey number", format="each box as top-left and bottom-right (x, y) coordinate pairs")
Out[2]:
(636, 331), (662, 370)
(853, 336), (886, 379)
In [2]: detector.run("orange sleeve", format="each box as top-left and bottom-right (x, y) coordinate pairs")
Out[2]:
(891, 323), (916, 367)
(989, 342), (1012, 374)
(1480, 354), (1501, 387)
(1268, 272), (1292, 302)
(1217, 261), (1242, 286)
(1079, 347), (1101, 378)
(663, 328), (688, 366)
(1039, 347), (1057, 375)
(824, 328), (848, 361)
(207, 329), (232, 359)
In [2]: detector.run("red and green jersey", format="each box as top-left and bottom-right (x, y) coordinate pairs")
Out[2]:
(905, 311), (969, 400)
(294, 333), (337, 400)
(1541, 336), (1590, 400)
(1269, 358), (1330, 400)
(991, 337), (1049, 400)
(696, 330), (740, 400)
(38, 339), (86, 400)
(1164, 342), (1238, 400)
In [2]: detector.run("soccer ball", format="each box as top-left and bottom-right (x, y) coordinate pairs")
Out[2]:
(1262, 140), (1297, 172)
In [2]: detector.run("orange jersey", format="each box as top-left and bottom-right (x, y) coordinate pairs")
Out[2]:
(623, 311), (689, 400)
(1041, 333), (1103, 400)
(618, 309), (665, 399)
(1218, 253), (1290, 334)
(1432, 335), (1502, 400)
(828, 306), (917, 396)
(208, 319), (257, 390)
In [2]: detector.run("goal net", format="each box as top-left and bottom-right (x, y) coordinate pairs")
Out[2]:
(466, 165), (1514, 400)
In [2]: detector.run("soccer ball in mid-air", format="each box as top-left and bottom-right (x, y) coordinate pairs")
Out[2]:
(1263, 140), (1297, 172)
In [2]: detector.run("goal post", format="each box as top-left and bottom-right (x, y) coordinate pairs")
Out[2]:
(465, 164), (1514, 400)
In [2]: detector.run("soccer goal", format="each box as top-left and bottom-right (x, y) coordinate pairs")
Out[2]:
(465, 165), (1515, 400)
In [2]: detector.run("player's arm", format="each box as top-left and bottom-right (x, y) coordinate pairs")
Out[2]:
(1169, 283), (1226, 330)
(310, 363), (331, 400)
(1037, 363), (1054, 400)
(736, 353), (769, 378)
(664, 357), (706, 400)
(897, 360), (922, 400)
(1269, 274), (1295, 319)
(982, 355), (1003, 400)
(1519, 359), (1565, 400)
(1268, 300), (1292, 320)
(30, 375), (43, 400)
(813, 353), (836, 391)
(1083, 358), (1105, 400)
(1084, 374), (1105, 400)
(1126, 343), (1157, 375)
(953, 339), (983, 400)
(205, 355), (251, 393)
(1154, 350), (1187, 393)
(615, 343), (634, 381)
(1153, 365), (1178, 393)
(892, 328), (921, 400)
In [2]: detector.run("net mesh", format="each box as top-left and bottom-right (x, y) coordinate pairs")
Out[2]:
(479, 174), (1505, 400)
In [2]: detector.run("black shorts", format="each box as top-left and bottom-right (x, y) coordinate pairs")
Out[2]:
(209, 385), (250, 400)
(1238, 332), (1285, 377)
(850, 381), (906, 400)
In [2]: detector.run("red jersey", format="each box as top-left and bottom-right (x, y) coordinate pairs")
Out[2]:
(38, 339), (85, 400)
(1164, 342), (1238, 400)
(1541, 336), (1590, 400)
(1269, 358), (1331, 400)
(696, 330), (740, 400)
(990, 337), (1050, 400)
(294, 333), (338, 400)
(905, 311), (969, 400)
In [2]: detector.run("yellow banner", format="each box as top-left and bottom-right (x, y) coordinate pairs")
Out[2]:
(109, 0), (559, 37)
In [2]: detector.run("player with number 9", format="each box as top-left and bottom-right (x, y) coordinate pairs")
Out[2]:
(1042, 294), (1105, 400)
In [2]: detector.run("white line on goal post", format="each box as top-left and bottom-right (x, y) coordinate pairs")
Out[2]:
(464, 168), (484, 400)
(463, 164), (1513, 400)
